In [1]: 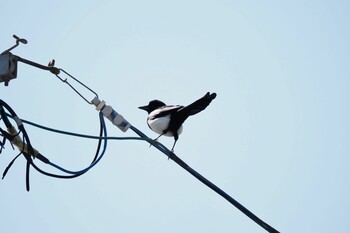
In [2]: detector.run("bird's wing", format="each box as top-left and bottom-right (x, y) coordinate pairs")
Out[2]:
(149, 105), (184, 120)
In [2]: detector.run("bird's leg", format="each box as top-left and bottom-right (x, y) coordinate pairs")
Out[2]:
(168, 139), (178, 159)
(170, 133), (179, 153)
(154, 133), (164, 141)
(170, 141), (177, 153)
(149, 131), (166, 148)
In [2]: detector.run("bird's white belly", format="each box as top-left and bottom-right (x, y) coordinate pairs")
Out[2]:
(148, 116), (183, 136)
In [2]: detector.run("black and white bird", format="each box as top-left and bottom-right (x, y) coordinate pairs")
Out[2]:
(139, 92), (217, 151)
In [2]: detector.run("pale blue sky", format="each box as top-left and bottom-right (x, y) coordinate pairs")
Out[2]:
(1, 1), (349, 232)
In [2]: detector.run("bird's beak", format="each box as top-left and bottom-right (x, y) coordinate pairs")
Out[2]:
(138, 105), (149, 111)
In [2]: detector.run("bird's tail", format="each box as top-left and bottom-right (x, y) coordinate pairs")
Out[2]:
(175, 92), (217, 122)
(170, 92), (217, 133)
(186, 92), (217, 116)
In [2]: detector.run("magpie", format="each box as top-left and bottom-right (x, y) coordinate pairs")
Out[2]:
(139, 92), (217, 151)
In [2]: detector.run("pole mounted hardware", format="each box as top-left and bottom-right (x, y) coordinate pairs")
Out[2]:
(0, 35), (59, 86)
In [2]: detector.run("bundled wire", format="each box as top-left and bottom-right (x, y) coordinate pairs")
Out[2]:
(0, 99), (108, 190)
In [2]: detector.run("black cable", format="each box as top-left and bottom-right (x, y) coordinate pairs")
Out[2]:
(25, 153), (31, 191)
(129, 125), (279, 233)
(0, 100), (33, 191)
(2, 152), (21, 179)
(91, 112), (103, 163)
(0, 106), (12, 128)
(173, 154), (278, 233)
(0, 99), (105, 182)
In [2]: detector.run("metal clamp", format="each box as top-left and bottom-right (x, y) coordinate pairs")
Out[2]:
(92, 97), (131, 132)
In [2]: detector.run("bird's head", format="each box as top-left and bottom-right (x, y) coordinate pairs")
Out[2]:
(138, 100), (166, 113)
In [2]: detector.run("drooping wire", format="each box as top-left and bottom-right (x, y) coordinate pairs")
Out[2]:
(47, 111), (107, 175)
